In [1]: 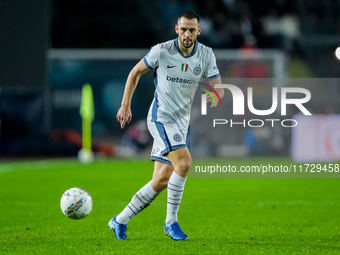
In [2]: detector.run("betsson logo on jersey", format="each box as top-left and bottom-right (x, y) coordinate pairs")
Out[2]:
(166, 75), (196, 84)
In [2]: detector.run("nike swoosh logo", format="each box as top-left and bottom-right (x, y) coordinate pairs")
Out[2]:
(173, 194), (182, 197)
(167, 65), (176, 68)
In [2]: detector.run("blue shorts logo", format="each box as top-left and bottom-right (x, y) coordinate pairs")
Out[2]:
(173, 134), (182, 142)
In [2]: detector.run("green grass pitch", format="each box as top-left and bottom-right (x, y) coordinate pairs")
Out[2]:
(1, 158), (340, 254)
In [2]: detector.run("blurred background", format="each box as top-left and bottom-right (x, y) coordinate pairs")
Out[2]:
(1, 0), (340, 160)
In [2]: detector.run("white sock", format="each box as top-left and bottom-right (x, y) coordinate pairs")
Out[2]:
(166, 171), (187, 226)
(116, 181), (158, 224)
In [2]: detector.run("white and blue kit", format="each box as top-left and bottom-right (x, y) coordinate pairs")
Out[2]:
(143, 39), (220, 165)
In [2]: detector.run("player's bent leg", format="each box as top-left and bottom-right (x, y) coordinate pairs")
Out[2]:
(164, 147), (191, 240)
(117, 180), (158, 223)
(151, 161), (174, 193)
(108, 161), (172, 240)
(108, 179), (159, 240)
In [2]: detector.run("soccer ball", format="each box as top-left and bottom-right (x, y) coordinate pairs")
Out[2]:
(60, 187), (93, 219)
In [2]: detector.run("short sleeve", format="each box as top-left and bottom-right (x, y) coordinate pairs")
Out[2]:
(204, 51), (220, 80)
(143, 44), (160, 69)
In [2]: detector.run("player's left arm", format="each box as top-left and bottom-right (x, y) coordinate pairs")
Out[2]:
(207, 77), (224, 107)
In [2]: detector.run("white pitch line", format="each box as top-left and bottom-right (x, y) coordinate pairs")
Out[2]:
(0, 159), (78, 174)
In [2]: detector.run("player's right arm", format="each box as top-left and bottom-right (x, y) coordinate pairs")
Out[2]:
(116, 59), (150, 129)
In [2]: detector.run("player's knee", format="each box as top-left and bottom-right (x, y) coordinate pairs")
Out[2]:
(182, 160), (192, 171)
(159, 176), (170, 189)
(177, 159), (191, 174)
(152, 176), (169, 192)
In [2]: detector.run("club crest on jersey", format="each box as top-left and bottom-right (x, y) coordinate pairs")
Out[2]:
(193, 64), (202, 76)
(181, 64), (189, 72)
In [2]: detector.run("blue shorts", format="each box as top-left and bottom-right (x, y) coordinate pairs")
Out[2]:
(147, 120), (188, 166)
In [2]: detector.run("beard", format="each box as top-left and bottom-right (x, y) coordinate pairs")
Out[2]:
(181, 38), (195, 48)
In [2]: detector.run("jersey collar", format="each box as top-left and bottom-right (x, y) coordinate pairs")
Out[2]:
(174, 38), (198, 58)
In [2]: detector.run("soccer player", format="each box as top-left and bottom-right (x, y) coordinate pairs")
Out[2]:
(109, 11), (224, 241)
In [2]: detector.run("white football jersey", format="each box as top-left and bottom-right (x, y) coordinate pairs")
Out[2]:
(143, 39), (220, 133)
